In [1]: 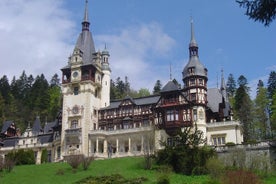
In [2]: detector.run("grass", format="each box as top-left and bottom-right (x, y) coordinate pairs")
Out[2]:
(0, 156), (275, 184)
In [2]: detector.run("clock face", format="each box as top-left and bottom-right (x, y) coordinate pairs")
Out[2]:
(73, 71), (78, 78)
(72, 106), (79, 114)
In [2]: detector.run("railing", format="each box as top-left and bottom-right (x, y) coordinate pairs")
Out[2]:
(65, 128), (81, 135)
(207, 121), (240, 127)
(89, 126), (153, 136)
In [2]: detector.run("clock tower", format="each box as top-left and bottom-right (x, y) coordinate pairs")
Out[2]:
(60, 0), (110, 157)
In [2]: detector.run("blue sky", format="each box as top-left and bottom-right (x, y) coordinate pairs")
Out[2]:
(0, 0), (275, 98)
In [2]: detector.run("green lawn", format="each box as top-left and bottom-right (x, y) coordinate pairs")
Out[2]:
(0, 156), (275, 184)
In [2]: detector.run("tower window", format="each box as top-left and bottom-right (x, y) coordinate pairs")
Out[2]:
(74, 87), (79, 95)
(190, 78), (195, 86)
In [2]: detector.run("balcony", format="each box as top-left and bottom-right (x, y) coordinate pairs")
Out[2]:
(89, 126), (153, 136)
(65, 128), (81, 136)
(207, 121), (240, 128)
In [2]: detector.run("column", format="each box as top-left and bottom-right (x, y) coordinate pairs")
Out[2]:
(141, 135), (144, 153)
(128, 137), (131, 153)
(103, 139), (107, 154)
(96, 138), (99, 153)
(116, 139), (119, 154)
(88, 139), (91, 156)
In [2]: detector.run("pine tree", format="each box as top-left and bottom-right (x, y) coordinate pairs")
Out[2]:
(267, 71), (276, 99)
(153, 80), (162, 95)
(234, 75), (253, 142)
(226, 73), (236, 97)
(271, 93), (276, 136)
(254, 84), (269, 139)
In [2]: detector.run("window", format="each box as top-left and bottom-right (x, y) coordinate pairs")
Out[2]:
(71, 120), (78, 129)
(191, 93), (196, 101)
(190, 78), (195, 86)
(212, 135), (226, 146)
(166, 110), (179, 121)
(73, 87), (79, 95)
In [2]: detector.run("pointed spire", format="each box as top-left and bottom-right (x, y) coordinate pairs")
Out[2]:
(189, 17), (198, 47)
(169, 62), (172, 80)
(84, 0), (89, 22)
(82, 0), (90, 31)
(220, 68), (228, 102)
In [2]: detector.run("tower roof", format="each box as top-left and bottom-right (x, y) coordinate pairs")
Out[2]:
(182, 19), (207, 79)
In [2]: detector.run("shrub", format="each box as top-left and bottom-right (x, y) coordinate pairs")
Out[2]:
(192, 166), (208, 175)
(55, 168), (64, 175)
(4, 157), (16, 172)
(0, 156), (4, 172)
(41, 149), (48, 163)
(157, 174), (170, 184)
(225, 142), (235, 146)
(222, 170), (263, 184)
(6, 149), (35, 165)
(64, 154), (83, 170)
(206, 157), (225, 179)
(82, 156), (94, 170)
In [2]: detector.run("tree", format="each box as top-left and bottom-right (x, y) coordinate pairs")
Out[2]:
(254, 84), (269, 139)
(237, 0), (276, 26)
(156, 126), (215, 175)
(153, 80), (162, 95)
(271, 92), (276, 135)
(234, 75), (253, 142)
(50, 73), (60, 87)
(0, 75), (11, 104)
(267, 71), (276, 99)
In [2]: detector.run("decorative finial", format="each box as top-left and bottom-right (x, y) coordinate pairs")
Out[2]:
(170, 62), (172, 80)
(82, 0), (90, 31)
(190, 17), (196, 45)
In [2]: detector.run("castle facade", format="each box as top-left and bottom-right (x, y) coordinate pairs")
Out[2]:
(0, 1), (243, 163)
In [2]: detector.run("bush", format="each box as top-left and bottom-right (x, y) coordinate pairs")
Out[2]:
(0, 156), (4, 172)
(222, 170), (263, 184)
(55, 168), (64, 175)
(64, 154), (83, 171)
(4, 157), (16, 172)
(41, 149), (48, 163)
(192, 166), (208, 175)
(157, 174), (170, 184)
(206, 157), (225, 179)
(6, 149), (35, 165)
(225, 142), (235, 146)
(82, 156), (94, 170)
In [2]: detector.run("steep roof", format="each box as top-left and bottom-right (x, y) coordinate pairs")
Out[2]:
(44, 122), (56, 133)
(207, 88), (222, 113)
(62, 0), (96, 69)
(2, 137), (18, 147)
(32, 117), (42, 134)
(1, 120), (14, 134)
(182, 19), (207, 79)
(161, 81), (179, 93)
(101, 95), (160, 110)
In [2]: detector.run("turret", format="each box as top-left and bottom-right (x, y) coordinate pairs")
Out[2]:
(182, 19), (208, 138)
(101, 46), (111, 107)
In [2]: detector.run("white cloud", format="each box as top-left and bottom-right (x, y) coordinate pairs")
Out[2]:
(95, 22), (176, 91)
(0, 0), (75, 81)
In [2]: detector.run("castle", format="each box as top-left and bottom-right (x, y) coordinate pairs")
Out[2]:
(0, 1), (243, 163)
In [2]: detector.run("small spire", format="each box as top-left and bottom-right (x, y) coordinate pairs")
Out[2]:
(84, 0), (89, 22)
(190, 17), (197, 47)
(169, 62), (172, 80)
(82, 0), (90, 31)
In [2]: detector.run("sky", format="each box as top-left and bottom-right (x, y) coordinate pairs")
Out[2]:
(0, 0), (275, 98)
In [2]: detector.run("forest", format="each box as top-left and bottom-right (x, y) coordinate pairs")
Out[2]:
(0, 70), (276, 143)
